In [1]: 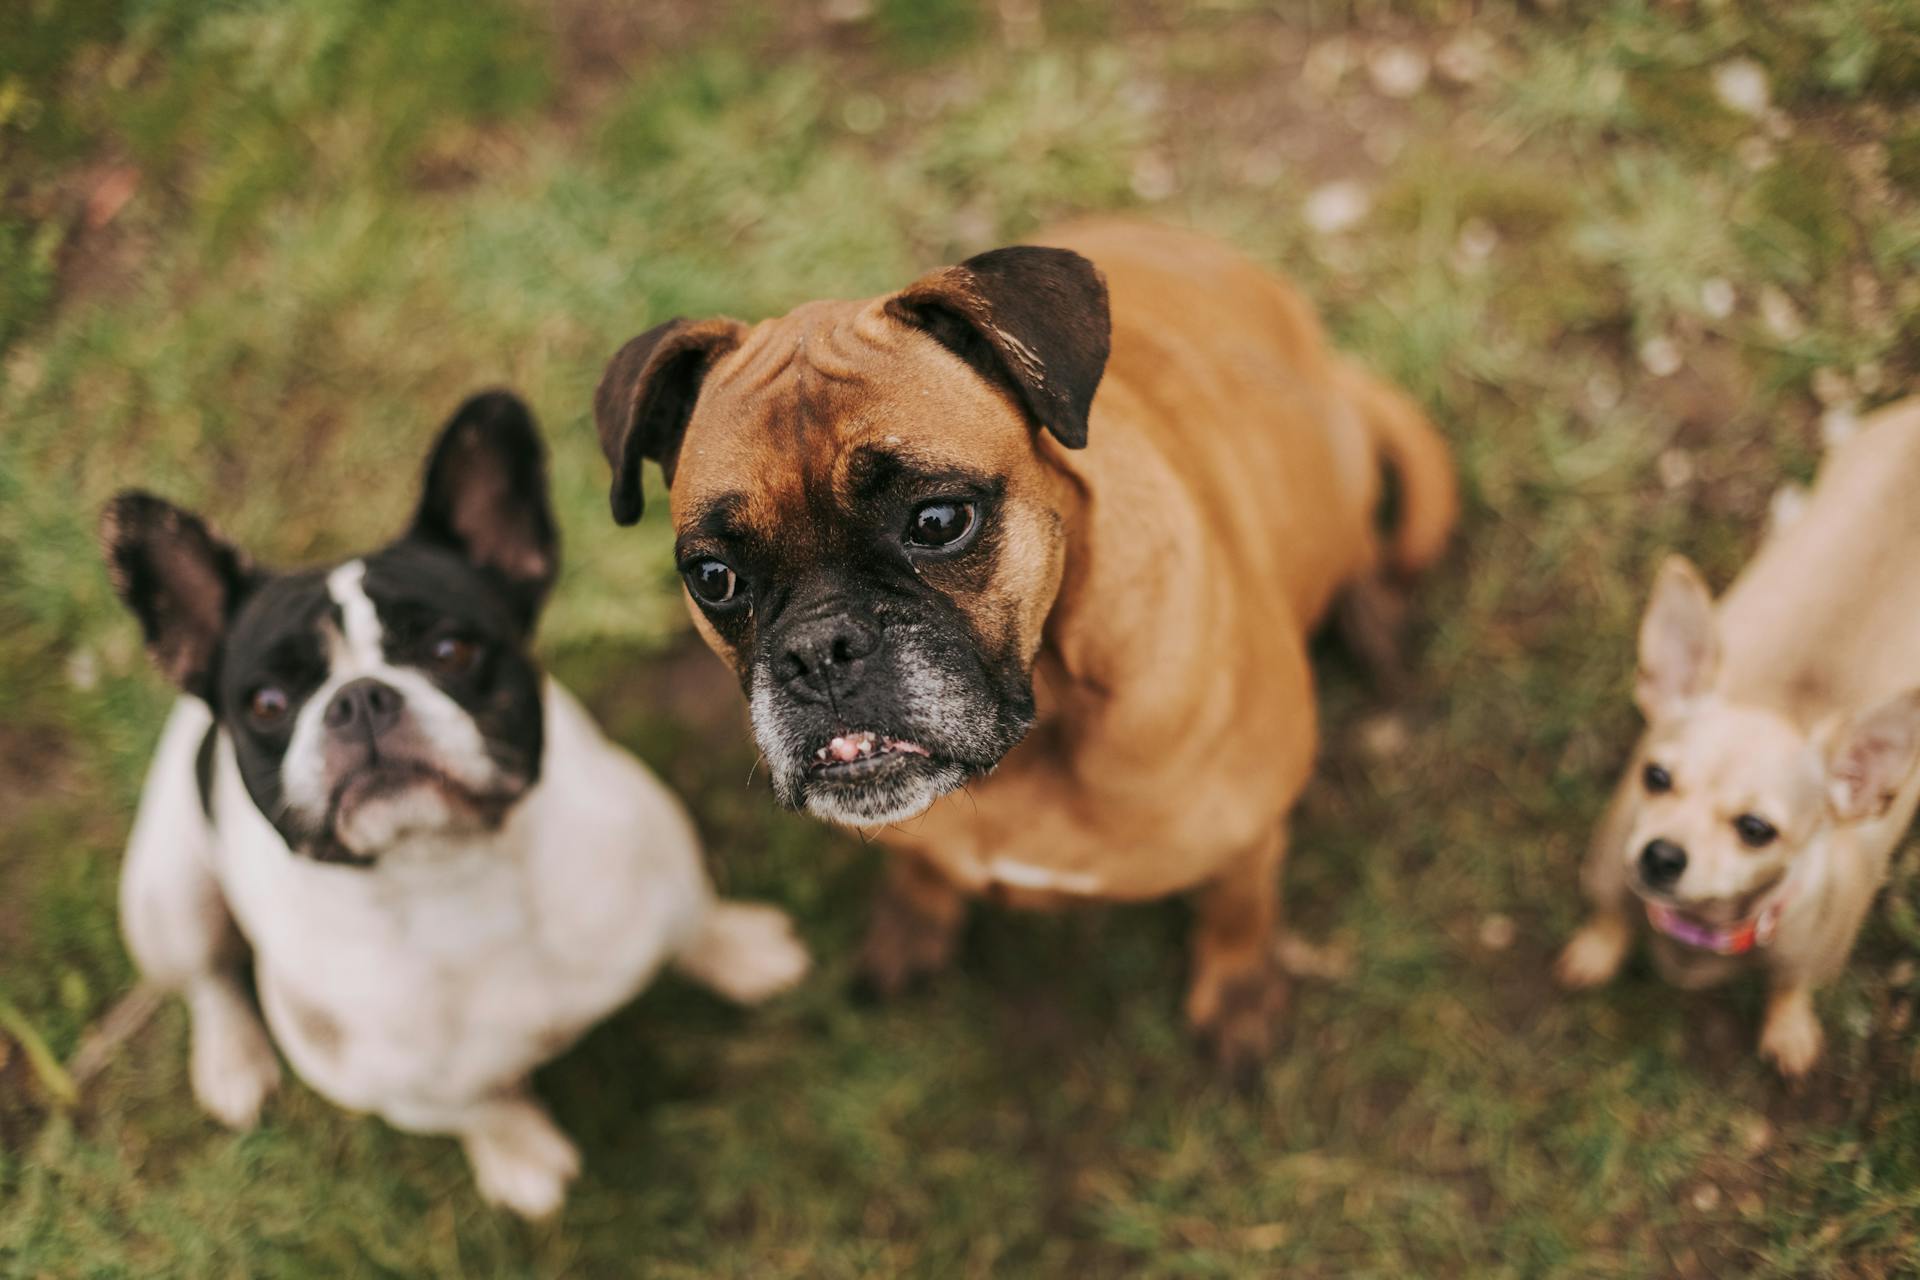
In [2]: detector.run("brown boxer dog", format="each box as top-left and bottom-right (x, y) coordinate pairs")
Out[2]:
(593, 220), (1456, 1070)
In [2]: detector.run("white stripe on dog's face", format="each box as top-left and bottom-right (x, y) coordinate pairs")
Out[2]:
(329, 560), (385, 669)
(278, 560), (503, 835)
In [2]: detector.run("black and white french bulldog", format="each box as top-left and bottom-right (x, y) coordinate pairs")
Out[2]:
(105, 391), (808, 1218)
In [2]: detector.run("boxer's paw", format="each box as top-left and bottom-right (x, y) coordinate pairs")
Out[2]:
(1186, 957), (1289, 1088)
(854, 890), (959, 1000)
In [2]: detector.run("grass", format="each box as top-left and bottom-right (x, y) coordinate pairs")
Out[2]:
(3, 0), (1920, 1274)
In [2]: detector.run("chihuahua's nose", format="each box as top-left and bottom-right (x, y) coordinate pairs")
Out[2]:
(324, 678), (404, 736)
(1638, 838), (1688, 889)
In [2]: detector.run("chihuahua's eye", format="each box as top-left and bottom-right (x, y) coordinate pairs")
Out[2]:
(685, 559), (738, 605)
(249, 685), (289, 723)
(1733, 814), (1778, 848)
(906, 500), (976, 550)
(1642, 762), (1673, 794)
(431, 636), (481, 675)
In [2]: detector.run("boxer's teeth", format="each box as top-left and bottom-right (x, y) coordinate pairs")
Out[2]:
(816, 730), (928, 766)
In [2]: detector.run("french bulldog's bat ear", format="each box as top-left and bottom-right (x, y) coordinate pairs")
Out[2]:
(595, 317), (745, 526)
(100, 491), (255, 702)
(1635, 555), (1718, 722)
(411, 389), (559, 630)
(886, 245), (1111, 450)
(1826, 689), (1920, 824)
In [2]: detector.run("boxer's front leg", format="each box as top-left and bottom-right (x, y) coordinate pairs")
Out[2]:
(856, 853), (969, 997)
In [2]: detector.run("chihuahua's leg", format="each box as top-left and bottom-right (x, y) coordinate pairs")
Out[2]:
(120, 706), (280, 1128)
(856, 854), (969, 997)
(1555, 910), (1633, 990)
(1758, 982), (1824, 1079)
(1556, 763), (1643, 990)
(673, 901), (811, 1004)
(390, 1091), (581, 1220)
(1186, 825), (1289, 1081)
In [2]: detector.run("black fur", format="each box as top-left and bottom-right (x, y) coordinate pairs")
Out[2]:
(194, 721), (218, 820)
(884, 245), (1111, 450)
(105, 391), (556, 865)
(100, 492), (258, 702)
(409, 389), (559, 631)
(594, 318), (742, 526)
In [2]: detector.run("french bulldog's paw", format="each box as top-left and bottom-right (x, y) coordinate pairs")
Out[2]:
(189, 998), (281, 1130)
(854, 893), (958, 999)
(464, 1102), (581, 1220)
(1555, 917), (1630, 990)
(1187, 959), (1289, 1087)
(678, 902), (812, 1004)
(1760, 993), (1824, 1080)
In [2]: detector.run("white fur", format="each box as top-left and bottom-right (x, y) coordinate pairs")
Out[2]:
(119, 679), (809, 1218)
(280, 561), (501, 832)
(749, 638), (985, 830)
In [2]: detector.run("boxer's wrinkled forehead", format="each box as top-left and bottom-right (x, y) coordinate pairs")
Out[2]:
(665, 301), (1037, 537)
(594, 243), (1109, 529)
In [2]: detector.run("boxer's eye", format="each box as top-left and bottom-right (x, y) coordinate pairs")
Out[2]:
(684, 559), (739, 606)
(1733, 814), (1777, 848)
(905, 500), (977, 551)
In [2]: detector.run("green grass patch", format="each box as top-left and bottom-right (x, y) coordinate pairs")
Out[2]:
(3, 1), (1920, 1275)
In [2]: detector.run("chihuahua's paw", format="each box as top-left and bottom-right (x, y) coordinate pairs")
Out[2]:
(676, 902), (812, 1005)
(1760, 992), (1825, 1080)
(464, 1101), (581, 1220)
(1187, 958), (1289, 1087)
(188, 988), (281, 1130)
(1555, 918), (1630, 990)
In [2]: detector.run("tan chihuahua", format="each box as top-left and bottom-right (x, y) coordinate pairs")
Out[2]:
(1558, 395), (1920, 1077)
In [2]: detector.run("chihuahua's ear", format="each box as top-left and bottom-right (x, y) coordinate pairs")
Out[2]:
(1826, 689), (1920, 824)
(100, 492), (256, 702)
(411, 390), (558, 630)
(1635, 555), (1718, 722)
(595, 317), (745, 526)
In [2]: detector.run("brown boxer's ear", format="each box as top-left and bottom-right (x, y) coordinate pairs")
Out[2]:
(886, 246), (1110, 449)
(595, 317), (744, 525)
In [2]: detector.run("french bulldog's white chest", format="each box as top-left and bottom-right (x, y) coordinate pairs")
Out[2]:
(205, 682), (709, 1115)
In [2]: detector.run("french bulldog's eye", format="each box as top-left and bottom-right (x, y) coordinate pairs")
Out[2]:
(249, 685), (289, 723)
(1733, 814), (1778, 848)
(431, 636), (481, 675)
(1642, 762), (1673, 794)
(686, 559), (738, 605)
(906, 500), (976, 550)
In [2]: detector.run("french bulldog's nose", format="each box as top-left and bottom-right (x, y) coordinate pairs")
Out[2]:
(1638, 838), (1687, 889)
(324, 678), (405, 736)
(779, 614), (880, 699)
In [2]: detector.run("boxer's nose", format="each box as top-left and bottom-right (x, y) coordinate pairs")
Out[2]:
(778, 613), (880, 701)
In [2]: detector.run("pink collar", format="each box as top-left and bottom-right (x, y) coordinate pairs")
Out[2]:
(1645, 875), (1799, 956)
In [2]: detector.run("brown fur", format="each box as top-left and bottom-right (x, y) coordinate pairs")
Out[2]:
(599, 220), (1457, 1063)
